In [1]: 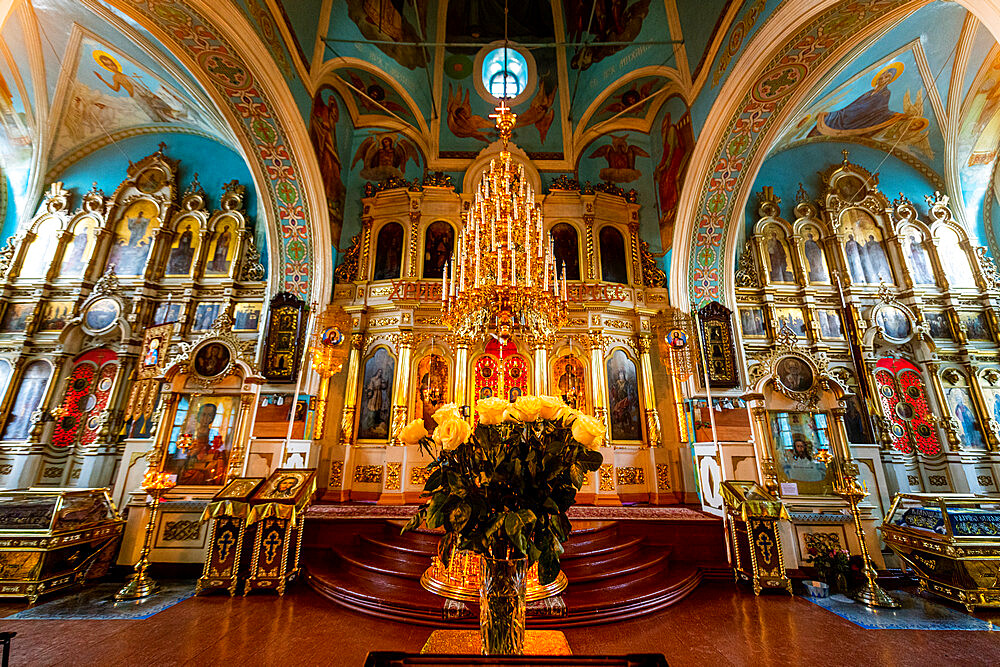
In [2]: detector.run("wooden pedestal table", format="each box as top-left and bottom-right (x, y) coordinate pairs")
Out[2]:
(243, 468), (317, 596)
(721, 480), (792, 595)
(196, 477), (265, 595)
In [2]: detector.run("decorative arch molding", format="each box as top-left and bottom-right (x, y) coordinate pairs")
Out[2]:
(105, 0), (329, 301)
(671, 0), (926, 310)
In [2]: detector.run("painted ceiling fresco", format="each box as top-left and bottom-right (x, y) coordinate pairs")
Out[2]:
(0, 0), (239, 232)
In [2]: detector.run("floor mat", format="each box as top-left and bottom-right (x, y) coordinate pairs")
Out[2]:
(804, 590), (999, 631)
(8, 581), (196, 620)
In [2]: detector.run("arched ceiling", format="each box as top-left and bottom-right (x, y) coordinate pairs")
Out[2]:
(0, 0), (240, 228)
(4, 1), (1000, 307)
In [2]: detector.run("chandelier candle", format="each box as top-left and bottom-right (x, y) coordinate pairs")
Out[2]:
(442, 101), (568, 341)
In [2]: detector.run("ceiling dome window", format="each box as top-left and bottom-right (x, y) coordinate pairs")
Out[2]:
(474, 44), (535, 106)
(483, 47), (527, 99)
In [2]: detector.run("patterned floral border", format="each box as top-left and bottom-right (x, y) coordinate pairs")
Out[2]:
(126, 0), (313, 296)
(687, 0), (908, 306)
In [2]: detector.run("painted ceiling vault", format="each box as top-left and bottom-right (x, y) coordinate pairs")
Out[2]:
(2, 0), (1000, 304)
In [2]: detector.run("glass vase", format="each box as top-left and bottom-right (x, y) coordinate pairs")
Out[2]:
(479, 556), (527, 655)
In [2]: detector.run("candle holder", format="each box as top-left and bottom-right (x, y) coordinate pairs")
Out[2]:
(834, 461), (899, 608)
(116, 470), (176, 601)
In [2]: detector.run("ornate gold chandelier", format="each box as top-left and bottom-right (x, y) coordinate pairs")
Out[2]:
(441, 102), (568, 342)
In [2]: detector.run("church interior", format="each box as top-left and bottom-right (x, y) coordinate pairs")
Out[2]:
(1, 0), (1000, 664)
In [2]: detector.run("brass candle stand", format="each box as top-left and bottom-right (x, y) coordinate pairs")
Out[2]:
(834, 461), (899, 609)
(116, 471), (176, 601)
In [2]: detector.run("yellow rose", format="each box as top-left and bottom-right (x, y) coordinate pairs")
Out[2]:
(538, 395), (567, 421)
(571, 414), (606, 449)
(398, 418), (428, 446)
(433, 403), (463, 423)
(512, 395), (542, 421)
(434, 416), (472, 451)
(476, 396), (509, 425)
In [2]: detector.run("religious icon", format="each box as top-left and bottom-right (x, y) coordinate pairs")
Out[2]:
(964, 313), (991, 341)
(144, 338), (160, 367)
(0, 303), (31, 333)
(843, 394), (873, 444)
(193, 342), (231, 378)
(166, 219), (198, 276)
(904, 230), (935, 285)
(876, 306), (911, 340)
(165, 395), (237, 486)
(255, 470), (313, 501)
(946, 387), (986, 449)
(38, 302), (74, 332)
(84, 298), (121, 333)
(555, 355), (586, 411)
(193, 303), (220, 332)
(667, 329), (688, 348)
(154, 302), (182, 325)
(834, 174), (868, 201)
(310, 85), (346, 246)
(654, 108), (694, 252)
(924, 312), (951, 340)
(937, 227), (976, 288)
(1, 361), (51, 440)
(93, 48), (184, 123)
(774, 307), (806, 337)
(19, 217), (59, 279)
(776, 356), (813, 393)
(599, 226), (628, 284)
(423, 221), (454, 279)
(372, 222), (404, 281)
(233, 303), (262, 332)
(415, 354), (448, 431)
(136, 168), (168, 193)
(107, 202), (160, 276)
(606, 349), (641, 441)
(840, 208), (892, 285)
(739, 308), (766, 337)
(764, 230), (793, 282)
(206, 222), (235, 275)
(262, 293), (306, 383)
(359, 347), (394, 440)
(699, 301), (739, 388)
(60, 217), (97, 277)
(817, 309), (844, 340)
(508, 386), (523, 402)
(801, 227), (829, 283)
(770, 411), (832, 490)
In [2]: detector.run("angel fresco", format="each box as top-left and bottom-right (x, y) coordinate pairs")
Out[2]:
(347, 0), (427, 70)
(602, 81), (656, 116)
(309, 86), (346, 246)
(351, 134), (420, 181)
(810, 62), (932, 158)
(590, 135), (649, 183)
(653, 110), (693, 252)
(564, 0), (652, 70)
(517, 78), (556, 143)
(447, 84), (493, 142)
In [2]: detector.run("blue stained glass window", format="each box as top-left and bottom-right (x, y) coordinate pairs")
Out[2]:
(482, 48), (527, 99)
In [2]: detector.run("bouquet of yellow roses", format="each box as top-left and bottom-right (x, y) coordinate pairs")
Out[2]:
(400, 394), (605, 585)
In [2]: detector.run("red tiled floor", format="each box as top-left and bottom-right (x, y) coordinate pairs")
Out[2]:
(1, 583), (997, 666)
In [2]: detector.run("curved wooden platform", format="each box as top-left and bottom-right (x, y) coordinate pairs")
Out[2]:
(303, 512), (726, 627)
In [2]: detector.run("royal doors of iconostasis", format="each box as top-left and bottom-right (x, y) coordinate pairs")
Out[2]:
(0, 146), (267, 493)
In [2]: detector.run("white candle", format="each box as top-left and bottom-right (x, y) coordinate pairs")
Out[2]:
(441, 261), (447, 302)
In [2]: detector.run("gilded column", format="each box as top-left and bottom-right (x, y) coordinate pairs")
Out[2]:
(389, 331), (414, 444)
(533, 341), (548, 396)
(828, 405), (852, 488)
(627, 219), (641, 287)
(407, 197), (421, 278)
(588, 331), (608, 422)
(636, 333), (662, 447)
(359, 214), (374, 282)
(454, 338), (470, 415)
(340, 334), (365, 445)
(749, 403), (778, 494)
(583, 199), (596, 280)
